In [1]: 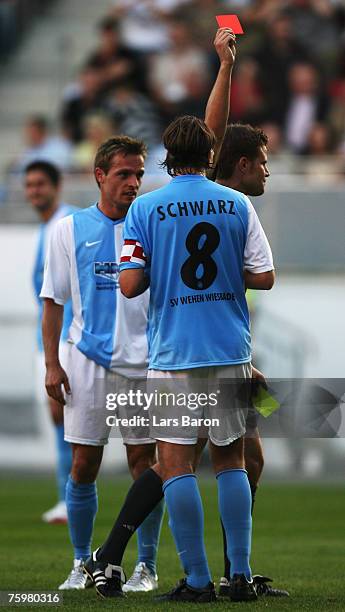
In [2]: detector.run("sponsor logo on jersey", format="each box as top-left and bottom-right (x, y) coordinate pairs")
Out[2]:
(94, 261), (120, 287)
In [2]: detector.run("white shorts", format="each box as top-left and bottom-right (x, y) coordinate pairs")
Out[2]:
(148, 363), (252, 446)
(64, 343), (154, 447)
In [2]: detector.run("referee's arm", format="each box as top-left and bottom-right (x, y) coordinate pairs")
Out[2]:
(244, 270), (275, 291)
(205, 28), (236, 162)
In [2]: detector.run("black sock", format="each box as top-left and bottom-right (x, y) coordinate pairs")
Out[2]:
(221, 483), (258, 580)
(250, 483), (257, 514)
(98, 468), (163, 566)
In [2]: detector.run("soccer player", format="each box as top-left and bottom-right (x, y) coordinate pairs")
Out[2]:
(25, 160), (73, 524)
(209, 123), (289, 597)
(119, 115), (275, 602)
(40, 136), (165, 591)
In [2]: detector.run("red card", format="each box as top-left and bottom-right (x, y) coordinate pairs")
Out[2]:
(216, 14), (244, 34)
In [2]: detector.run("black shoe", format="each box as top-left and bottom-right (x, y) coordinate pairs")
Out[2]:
(83, 549), (126, 599)
(218, 577), (230, 597)
(229, 574), (257, 602)
(155, 578), (217, 602)
(253, 574), (290, 597)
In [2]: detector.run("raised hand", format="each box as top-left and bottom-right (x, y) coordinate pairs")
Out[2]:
(214, 27), (236, 68)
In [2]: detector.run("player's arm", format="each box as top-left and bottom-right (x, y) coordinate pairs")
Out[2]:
(120, 201), (150, 298)
(42, 299), (71, 404)
(40, 218), (72, 404)
(204, 28), (236, 162)
(120, 268), (150, 298)
(243, 196), (275, 290)
(244, 269), (275, 290)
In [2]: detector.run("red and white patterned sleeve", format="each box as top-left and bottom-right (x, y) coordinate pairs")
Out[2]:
(120, 239), (146, 268)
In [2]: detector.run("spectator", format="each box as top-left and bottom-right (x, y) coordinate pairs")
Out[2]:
(285, 62), (329, 153)
(285, 0), (340, 73)
(104, 79), (161, 149)
(303, 122), (338, 180)
(255, 11), (310, 125)
(71, 113), (114, 173)
(88, 16), (145, 93)
(9, 115), (72, 174)
(61, 59), (104, 143)
(148, 15), (212, 122)
(305, 122), (333, 155)
(111, 0), (192, 53)
(240, 0), (285, 25)
(182, 0), (229, 51)
(230, 57), (265, 124)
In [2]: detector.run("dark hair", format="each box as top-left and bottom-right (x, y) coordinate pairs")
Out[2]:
(216, 124), (268, 180)
(94, 135), (147, 187)
(25, 160), (61, 187)
(161, 115), (216, 176)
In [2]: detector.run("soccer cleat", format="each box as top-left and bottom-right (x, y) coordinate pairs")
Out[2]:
(155, 578), (217, 602)
(123, 562), (158, 592)
(229, 573), (257, 601)
(58, 559), (88, 590)
(83, 549), (126, 599)
(218, 576), (230, 596)
(42, 501), (68, 524)
(253, 574), (290, 597)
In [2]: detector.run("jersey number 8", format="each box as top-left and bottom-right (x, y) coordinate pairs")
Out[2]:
(180, 222), (220, 291)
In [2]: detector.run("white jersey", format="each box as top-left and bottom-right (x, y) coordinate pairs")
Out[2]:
(33, 203), (75, 351)
(40, 203), (149, 377)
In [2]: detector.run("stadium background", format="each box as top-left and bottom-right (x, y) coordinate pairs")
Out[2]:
(0, 1), (344, 609)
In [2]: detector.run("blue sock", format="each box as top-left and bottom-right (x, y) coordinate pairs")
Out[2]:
(55, 424), (72, 502)
(163, 474), (211, 589)
(136, 499), (165, 575)
(65, 476), (98, 561)
(217, 468), (252, 580)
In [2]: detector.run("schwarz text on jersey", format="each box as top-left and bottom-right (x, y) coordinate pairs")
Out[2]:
(157, 199), (236, 221)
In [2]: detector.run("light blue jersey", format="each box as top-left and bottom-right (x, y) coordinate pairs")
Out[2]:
(41, 204), (149, 376)
(121, 175), (273, 370)
(33, 204), (74, 351)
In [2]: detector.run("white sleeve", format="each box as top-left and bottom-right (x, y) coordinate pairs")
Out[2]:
(40, 217), (72, 305)
(243, 196), (274, 273)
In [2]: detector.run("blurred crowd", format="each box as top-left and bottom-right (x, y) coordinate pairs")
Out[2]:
(8, 0), (345, 176)
(0, 0), (54, 59)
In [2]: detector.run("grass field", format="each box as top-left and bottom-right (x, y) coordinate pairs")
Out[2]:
(0, 476), (344, 611)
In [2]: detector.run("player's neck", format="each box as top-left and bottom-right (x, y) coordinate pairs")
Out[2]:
(217, 177), (244, 192)
(98, 199), (126, 221)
